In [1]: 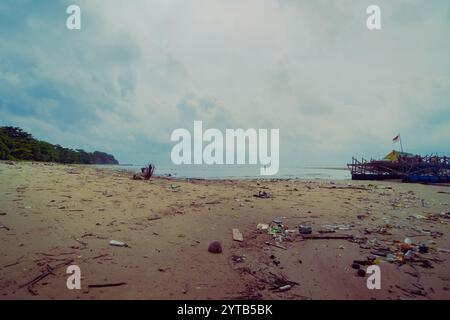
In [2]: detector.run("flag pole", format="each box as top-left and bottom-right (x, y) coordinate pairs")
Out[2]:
(399, 134), (404, 153)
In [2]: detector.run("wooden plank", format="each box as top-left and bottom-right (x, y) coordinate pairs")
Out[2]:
(232, 228), (243, 242)
(301, 234), (354, 240)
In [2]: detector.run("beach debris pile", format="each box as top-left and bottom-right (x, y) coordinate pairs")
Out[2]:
(256, 219), (356, 245)
(247, 206), (448, 297)
(229, 220), (302, 296)
(235, 261), (299, 297)
(255, 219), (303, 250)
(350, 234), (443, 270)
(411, 211), (449, 222)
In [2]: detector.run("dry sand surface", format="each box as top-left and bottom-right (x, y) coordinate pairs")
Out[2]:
(0, 161), (449, 300)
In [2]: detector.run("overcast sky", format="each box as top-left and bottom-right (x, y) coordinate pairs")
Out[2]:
(1, 0), (449, 165)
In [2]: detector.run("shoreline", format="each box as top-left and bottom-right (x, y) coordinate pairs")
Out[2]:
(95, 162), (352, 181)
(4, 160), (353, 182)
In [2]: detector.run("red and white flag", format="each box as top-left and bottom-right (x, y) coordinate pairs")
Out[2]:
(393, 134), (400, 143)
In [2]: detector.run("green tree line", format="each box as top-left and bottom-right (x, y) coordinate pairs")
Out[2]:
(0, 126), (118, 164)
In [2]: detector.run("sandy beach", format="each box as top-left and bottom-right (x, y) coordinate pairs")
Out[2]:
(0, 161), (449, 300)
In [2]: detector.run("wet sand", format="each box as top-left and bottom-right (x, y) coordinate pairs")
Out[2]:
(0, 161), (449, 300)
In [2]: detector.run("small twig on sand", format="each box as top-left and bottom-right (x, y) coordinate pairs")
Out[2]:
(182, 284), (189, 295)
(265, 242), (287, 250)
(0, 224), (11, 231)
(318, 230), (336, 234)
(2, 255), (24, 268)
(318, 186), (370, 191)
(37, 252), (77, 257)
(301, 234), (354, 240)
(19, 259), (74, 295)
(88, 282), (127, 288)
(72, 236), (88, 249)
(91, 254), (109, 260)
(268, 272), (299, 290)
(395, 284), (427, 297)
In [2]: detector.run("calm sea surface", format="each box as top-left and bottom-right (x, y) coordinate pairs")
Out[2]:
(99, 164), (350, 180)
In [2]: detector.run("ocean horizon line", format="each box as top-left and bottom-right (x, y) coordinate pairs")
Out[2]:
(99, 164), (351, 180)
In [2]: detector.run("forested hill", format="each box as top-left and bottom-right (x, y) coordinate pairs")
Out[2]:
(0, 126), (119, 165)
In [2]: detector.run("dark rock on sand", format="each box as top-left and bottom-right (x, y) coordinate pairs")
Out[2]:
(351, 263), (361, 270)
(208, 241), (222, 254)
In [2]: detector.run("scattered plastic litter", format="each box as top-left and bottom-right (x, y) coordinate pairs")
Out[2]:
(419, 244), (429, 254)
(299, 225), (312, 235)
(323, 224), (352, 231)
(232, 228), (244, 242)
(109, 240), (127, 247)
(256, 223), (269, 231)
(404, 250), (414, 260)
(276, 285), (292, 292)
(254, 191), (271, 199)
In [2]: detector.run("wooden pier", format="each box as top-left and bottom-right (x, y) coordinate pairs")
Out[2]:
(348, 152), (450, 183)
